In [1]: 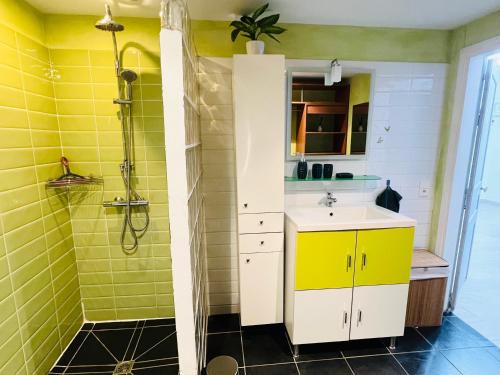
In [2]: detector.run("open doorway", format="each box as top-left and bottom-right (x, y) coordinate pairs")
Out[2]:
(450, 56), (500, 347)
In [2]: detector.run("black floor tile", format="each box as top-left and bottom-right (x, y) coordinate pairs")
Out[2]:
(341, 338), (389, 357)
(124, 321), (146, 360)
(65, 364), (115, 373)
(295, 342), (343, 361)
(144, 318), (175, 327)
(82, 323), (94, 331)
(242, 325), (293, 366)
(134, 326), (178, 361)
(93, 321), (139, 330)
(418, 318), (493, 350)
(387, 328), (432, 353)
(347, 355), (406, 375)
(440, 347), (500, 375)
(93, 329), (136, 361)
(133, 358), (178, 369)
(56, 331), (90, 366)
(246, 363), (299, 374)
(69, 333), (117, 366)
(132, 364), (179, 374)
(206, 332), (244, 367)
(208, 314), (240, 333)
(395, 351), (461, 375)
(297, 358), (352, 374)
(48, 366), (65, 373)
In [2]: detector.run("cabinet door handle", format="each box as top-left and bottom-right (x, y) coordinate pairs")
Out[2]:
(343, 311), (348, 328)
(260, 241), (265, 246)
(346, 254), (352, 272)
(259, 220), (264, 225)
(357, 309), (362, 326)
(361, 253), (367, 270)
(243, 203), (248, 208)
(246, 258), (250, 264)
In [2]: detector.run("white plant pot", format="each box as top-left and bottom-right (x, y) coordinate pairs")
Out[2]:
(246, 40), (265, 55)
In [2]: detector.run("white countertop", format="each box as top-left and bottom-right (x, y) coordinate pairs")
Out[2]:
(285, 205), (417, 232)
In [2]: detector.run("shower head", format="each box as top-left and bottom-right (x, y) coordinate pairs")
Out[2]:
(121, 69), (138, 83)
(95, 4), (124, 32)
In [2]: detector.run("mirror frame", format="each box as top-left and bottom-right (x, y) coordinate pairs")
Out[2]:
(285, 60), (376, 162)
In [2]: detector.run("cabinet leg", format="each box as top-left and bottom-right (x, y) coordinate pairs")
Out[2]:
(293, 345), (299, 358)
(389, 337), (397, 350)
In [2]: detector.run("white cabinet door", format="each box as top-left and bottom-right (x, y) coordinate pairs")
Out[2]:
(239, 252), (284, 326)
(350, 284), (409, 340)
(233, 55), (285, 214)
(292, 289), (352, 345)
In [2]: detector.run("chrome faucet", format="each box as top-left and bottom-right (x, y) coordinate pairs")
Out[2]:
(326, 192), (337, 207)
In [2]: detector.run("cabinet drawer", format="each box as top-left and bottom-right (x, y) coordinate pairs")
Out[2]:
(239, 233), (284, 254)
(239, 252), (283, 326)
(238, 213), (284, 234)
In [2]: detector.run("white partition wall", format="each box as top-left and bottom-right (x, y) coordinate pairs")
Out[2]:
(160, 1), (208, 373)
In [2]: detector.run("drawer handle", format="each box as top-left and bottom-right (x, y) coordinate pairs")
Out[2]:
(260, 241), (265, 245)
(357, 309), (362, 326)
(246, 259), (250, 263)
(259, 220), (264, 225)
(343, 311), (348, 328)
(243, 203), (248, 208)
(361, 253), (367, 270)
(346, 254), (352, 272)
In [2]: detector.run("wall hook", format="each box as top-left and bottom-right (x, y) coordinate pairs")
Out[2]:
(377, 136), (384, 144)
(384, 125), (391, 132)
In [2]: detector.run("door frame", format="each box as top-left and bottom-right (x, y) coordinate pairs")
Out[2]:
(435, 35), (500, 309)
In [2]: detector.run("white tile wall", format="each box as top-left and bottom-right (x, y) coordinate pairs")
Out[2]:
(200, 58), (447, 314)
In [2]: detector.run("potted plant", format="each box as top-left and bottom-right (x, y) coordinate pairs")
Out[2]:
(230, 3), (286, 55)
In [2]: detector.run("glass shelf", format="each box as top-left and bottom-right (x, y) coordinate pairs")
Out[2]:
(285, 175), (381, 182)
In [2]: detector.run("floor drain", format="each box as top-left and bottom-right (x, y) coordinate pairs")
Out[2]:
(114, 361), (134, 374)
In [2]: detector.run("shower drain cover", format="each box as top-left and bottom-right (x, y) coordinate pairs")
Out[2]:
(114, 361), (134, 374)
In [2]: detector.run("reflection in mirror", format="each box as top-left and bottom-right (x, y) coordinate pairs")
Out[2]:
(289, 71), (371, 158)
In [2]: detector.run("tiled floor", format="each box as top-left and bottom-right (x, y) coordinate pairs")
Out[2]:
(207, 314), (500, 375)
(455, 200), (500, 347)
(49, 318), (178, 374)
(50, 313), (500, 374)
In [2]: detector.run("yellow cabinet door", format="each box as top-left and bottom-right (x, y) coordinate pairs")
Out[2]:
(296, 231), (356, 290)
(354, 227), (414, 286)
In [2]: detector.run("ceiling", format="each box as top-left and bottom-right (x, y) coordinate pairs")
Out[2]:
(26, 0), (500, 29)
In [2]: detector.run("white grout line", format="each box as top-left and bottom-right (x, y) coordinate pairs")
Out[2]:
(238, 317), (247, 375)
(414, 327), (434, 347)
(389, 351), (410, 375)
(341, 351), (355, 375)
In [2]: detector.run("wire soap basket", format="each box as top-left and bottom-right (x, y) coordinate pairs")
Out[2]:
(47, 157), (103, 188)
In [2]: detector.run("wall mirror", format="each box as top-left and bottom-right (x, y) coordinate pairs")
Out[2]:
(286, 65), (374, 161)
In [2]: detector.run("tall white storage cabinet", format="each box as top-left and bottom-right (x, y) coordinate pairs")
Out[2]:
(233, 55), (285, 326)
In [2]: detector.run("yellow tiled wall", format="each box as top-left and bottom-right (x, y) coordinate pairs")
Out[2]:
(0, 0), (82, 373)
(45, 15), (172, 321)
(0, 1), (172, 371)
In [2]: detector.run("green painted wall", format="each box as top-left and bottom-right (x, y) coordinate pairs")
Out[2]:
(430, 9), (500, 249)
(192, 20), (451, 62)
(0, 0), (82, 373)
(44, 14), (173, 321)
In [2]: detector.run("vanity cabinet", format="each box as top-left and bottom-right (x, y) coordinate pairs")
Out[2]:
(285, 222), (414, 345)
(234, 55), (286, 326)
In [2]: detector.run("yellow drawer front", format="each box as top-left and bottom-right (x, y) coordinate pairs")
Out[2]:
(354, 227), (414, 286)
(296, 231), (356, 290)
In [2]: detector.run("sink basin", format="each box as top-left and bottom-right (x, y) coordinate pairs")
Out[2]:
(285, 205), (416, 231)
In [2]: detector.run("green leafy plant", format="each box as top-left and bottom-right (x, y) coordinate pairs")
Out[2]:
(230, 3), (286, 43)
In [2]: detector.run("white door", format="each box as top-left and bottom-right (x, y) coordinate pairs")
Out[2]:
(292, 289), (352, 345)
(350, 284), (409, 340)
(239, 252), (284, 326)
(450, 60), (497, 309)
(233, 55), (285, 214)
